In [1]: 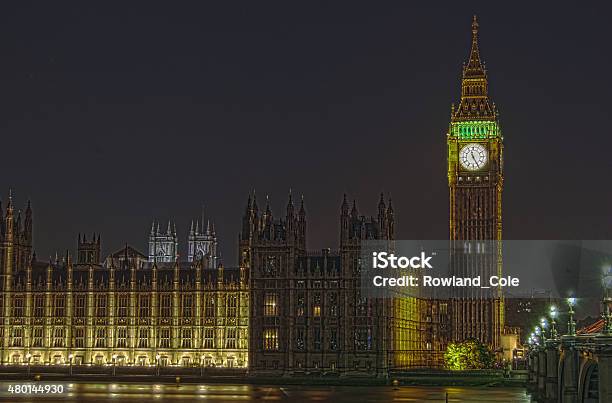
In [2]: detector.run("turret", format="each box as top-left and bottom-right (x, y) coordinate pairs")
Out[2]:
(387, 198), (395, 240)
(77, 232), (101, 264)
(377, 193), (387, 237)
(3, 191), (15, 279)
(297, 195), (306, 247)
(340, 194), (349, 244)
(286, 190), (295, 240)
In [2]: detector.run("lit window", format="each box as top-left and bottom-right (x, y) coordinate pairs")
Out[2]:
(313, 293), (321, 317)
(182, 294), (193, 318)
(203, 328), (215, 349)
(138, 327), (149, 348)
(73, 327), (84, 348)
(34, 295), (45, 317)
(116, 327), (127, 348)
(96, 295), (107, 317)
(160, 294), (172, 317)
(138, 295), (150, 317)
(12, 296), (24, 317)
(11, 327), (23, 347)
(32, 327), (44, 347)
(54, 295), (65, 317)
(264, 293), (278, 316)
(225, 328), (237, 349)
(117, 294), (129, 317)
(159, 327), (171, 348)
(181, 328), (192, 348)
(263, 328), (278, 350)
(53, 327), (64, 347)
(95, 327), (106, 348)
(205, 296), (215, 317)
(227, 295), (238, 317)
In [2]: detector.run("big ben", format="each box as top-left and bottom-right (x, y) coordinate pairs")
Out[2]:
(447, 16), (503, 349)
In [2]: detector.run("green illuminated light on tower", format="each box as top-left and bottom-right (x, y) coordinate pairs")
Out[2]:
(450, 121), (500, 140)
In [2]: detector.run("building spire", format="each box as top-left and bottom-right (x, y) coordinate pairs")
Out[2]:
(7, 189), (13, 213)
(463, 15), (486, 79)
(453, 15), (495, 122)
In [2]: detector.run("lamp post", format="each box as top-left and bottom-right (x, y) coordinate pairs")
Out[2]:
(156, 354), (161, 377)
(112, 354), (117, 376)
(567, 297), (577, 336)
(540, 318), (548, 343)
(200, 355), (205, 377)
(535, 326), (542, 347)
(25, 353), (31, 377)
(68, 354), (73, 377)
(549, 305), (558, 339)
(602, 267), (612, 334)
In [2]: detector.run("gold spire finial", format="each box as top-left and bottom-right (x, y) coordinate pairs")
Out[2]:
(472, 15), (479, 35)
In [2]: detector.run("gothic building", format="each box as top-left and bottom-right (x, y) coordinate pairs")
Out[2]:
(187, 216), (218, 265)
(447, 16), (504, 348)
(148, 222), (178, 262)
(0, 206), (248, 368)
(0, 18), (506, 373)
(241, 192), (435, 375)
(0, 193), (33, 275)
(148, 215), (218, 267)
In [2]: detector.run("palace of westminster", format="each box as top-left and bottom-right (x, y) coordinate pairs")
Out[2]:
(0, 18), (517, 375)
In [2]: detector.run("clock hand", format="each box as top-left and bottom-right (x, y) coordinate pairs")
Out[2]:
(470, 151), (476, 165)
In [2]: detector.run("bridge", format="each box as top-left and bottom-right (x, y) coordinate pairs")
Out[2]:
(528, 311), (612, 402)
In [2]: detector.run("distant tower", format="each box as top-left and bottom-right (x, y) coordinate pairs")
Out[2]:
(187, 209), (218, 265)
(148, 220), (178, 262)
(1, 191), (33, 274)
(77, 233), (101, 264)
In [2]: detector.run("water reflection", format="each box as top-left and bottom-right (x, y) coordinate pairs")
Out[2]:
(0, 382), (534, 402)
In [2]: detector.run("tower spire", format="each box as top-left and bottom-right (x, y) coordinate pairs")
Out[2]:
(464, 15), (485, 79)
(452, 16), (495, 122)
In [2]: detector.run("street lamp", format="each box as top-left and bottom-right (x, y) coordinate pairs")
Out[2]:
(567, 297), (577, 336)
(156, 354), (161, 377)
(112, 354), (117, 376)
(68, 354), (73, 377)
(540, 318), (548, 343)
(602, 267), (612, 334)
(549, 305), (558, 339)
(25, 353), (32, 377)
(200, 355), (205, 377)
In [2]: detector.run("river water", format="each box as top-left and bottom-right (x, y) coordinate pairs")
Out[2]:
(0, 382), (534, 402)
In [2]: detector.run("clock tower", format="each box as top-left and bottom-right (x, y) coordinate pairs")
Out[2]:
(447, 16), (503, 348)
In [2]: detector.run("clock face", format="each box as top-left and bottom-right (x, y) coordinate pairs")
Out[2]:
(459, 143), (488, 171)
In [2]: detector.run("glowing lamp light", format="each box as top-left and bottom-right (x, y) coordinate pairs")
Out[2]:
(567, 297), (577, 307)
(550, 305), (558, 319)
(540, 318), (548, 329)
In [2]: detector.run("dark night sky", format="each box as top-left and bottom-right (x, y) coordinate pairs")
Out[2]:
(1, 2), (611, 265)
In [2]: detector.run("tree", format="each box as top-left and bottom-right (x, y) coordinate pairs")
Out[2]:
(444, 338), (495, 370)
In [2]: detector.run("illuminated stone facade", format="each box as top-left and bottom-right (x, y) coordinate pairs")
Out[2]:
(0, 209), (248, 368)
